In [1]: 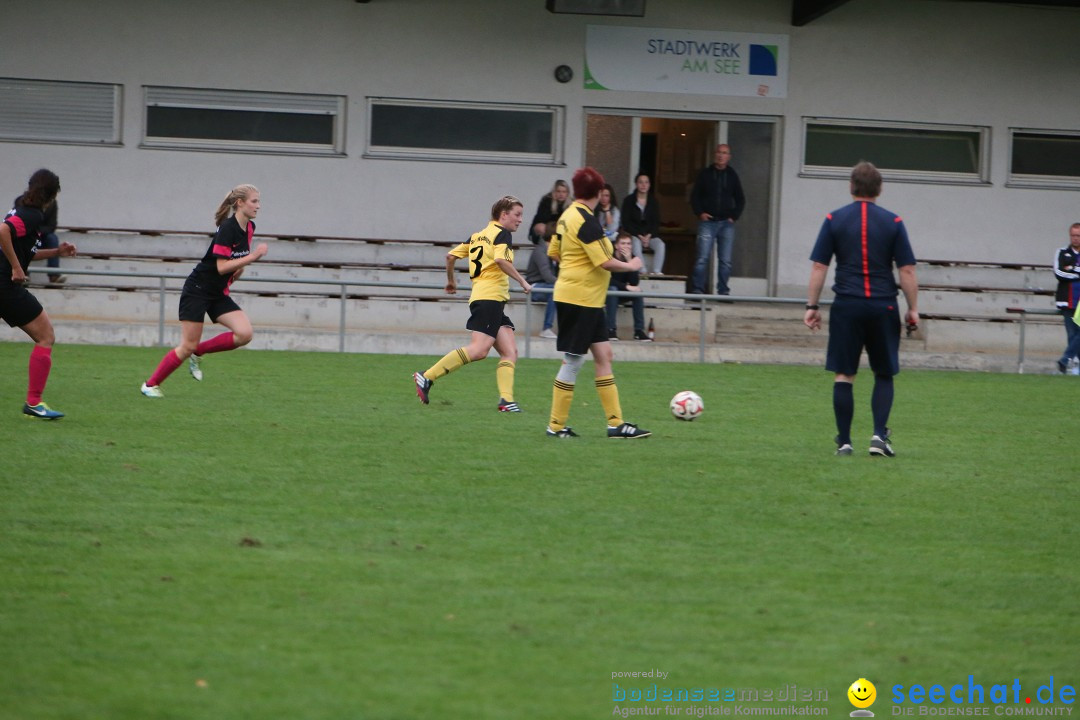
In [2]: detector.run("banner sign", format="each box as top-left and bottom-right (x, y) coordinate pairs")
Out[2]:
(585, 25), (789, 98)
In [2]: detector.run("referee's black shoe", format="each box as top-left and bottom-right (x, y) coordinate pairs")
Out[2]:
(869, 434), (895, 457)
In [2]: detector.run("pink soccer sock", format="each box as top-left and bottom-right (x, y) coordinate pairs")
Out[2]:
(195, 332), (236, 356)
(27, 345), (52, 405)
(147, 349), (183, 387)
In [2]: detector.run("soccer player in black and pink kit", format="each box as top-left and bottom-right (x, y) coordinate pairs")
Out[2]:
(1, 169), (77, 419)
(141, 184), (268, 398)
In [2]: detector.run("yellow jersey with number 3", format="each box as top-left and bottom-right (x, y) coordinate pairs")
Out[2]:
(448, 220), (515, 303)
(550, 202), (613, 308)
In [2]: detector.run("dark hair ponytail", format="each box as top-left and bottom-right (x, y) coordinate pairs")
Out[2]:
(18, 169), (60, 208)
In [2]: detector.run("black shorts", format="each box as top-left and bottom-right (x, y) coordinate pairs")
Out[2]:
(466, 300), (514, 339)
(0, 282), (44, 328)
(178, 280), (242, 323)
(555, 301), (608, 355)
(826, 295), (901, 377)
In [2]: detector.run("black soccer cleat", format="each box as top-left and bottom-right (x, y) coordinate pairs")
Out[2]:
(546, 426), (579, 438)
(413, 372), (432, 405)
(607, 422), (651, 439)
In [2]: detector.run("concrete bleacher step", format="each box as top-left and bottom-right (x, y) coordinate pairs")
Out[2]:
(920, 315), (1061, 355)
(40, 258), (455, 298)
(920, 286), (1052, 316)
(917, 260), (1050, 292)
(23, 230), (1062, 372)
(59, 230), (460, 268)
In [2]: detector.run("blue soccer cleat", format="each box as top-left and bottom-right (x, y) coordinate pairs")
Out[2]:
(23, 402), (65, 420)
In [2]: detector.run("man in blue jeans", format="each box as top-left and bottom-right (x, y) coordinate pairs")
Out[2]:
(690, 144), (745, 295)
(525, 236), (558, 337)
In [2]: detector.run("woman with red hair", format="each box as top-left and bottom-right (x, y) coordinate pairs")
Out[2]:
(545, 167), (651, 440)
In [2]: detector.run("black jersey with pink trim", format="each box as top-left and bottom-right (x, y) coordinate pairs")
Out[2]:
(1, 205), (46, 279)
(187, 217), (254, 296)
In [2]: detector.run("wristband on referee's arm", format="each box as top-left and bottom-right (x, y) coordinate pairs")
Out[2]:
(805, 303), (819, 311)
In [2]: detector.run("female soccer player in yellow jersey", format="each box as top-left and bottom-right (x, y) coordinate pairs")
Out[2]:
(414, 196), (533, 412)
(545, 167), (651, 439)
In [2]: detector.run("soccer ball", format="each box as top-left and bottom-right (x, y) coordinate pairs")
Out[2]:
(670, 390), (704, 421)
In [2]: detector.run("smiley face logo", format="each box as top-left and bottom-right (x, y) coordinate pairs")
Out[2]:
(848, 678), (877, 709)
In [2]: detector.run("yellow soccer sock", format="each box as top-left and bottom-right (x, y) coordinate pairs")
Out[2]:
(425, 348), (470, 381)
(595, 374), (623, 427)
(548, 380), (575, 431)
(496, 360), (515, 401)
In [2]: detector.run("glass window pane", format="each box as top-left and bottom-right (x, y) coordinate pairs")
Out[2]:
(1012, 132), (1080, 178)
(370, 104), (553, 154)
(143, 86), (343, 155)
(147, 106), (333, 144)
(805, 124), (981, 174)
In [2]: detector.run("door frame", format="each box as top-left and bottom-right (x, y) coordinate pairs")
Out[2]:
(583, 108), (784, 296)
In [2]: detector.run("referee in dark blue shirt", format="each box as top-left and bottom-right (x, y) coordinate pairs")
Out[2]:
(804, 162), (919, 458)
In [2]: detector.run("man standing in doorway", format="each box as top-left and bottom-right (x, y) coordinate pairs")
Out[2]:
(690, 143), (746, 295)
(804, 161), (919, 458)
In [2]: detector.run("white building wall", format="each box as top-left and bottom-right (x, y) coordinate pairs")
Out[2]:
(3, 0), (1079, 296)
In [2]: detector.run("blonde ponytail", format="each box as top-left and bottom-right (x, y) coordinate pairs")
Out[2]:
(214, 184), (259, 226)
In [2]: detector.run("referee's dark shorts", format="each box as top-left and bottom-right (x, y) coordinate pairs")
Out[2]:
(826, 295), (901, 377)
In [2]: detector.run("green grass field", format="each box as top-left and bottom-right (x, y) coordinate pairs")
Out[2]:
(1, 342), (1077, 720)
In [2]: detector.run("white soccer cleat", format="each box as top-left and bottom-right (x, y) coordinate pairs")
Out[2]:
(140, 382), (164, 398)
(188, 354), (203, 381)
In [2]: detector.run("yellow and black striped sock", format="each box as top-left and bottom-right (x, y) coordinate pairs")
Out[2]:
(424, 348), (470, 381)
(548, 379), (575, 431)
(595, 374), (622, 427)
(496, 360), (515, 401)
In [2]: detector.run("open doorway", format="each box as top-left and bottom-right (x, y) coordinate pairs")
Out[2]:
(585, 111), (777, 294)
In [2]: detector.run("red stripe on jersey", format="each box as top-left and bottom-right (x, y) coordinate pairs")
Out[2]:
(246, 222), (254, 243)
(894, 217), (902, 223)
(861, 202), (871, 298)
(7, 215), (27, 237)
(212, 243), (231, 257)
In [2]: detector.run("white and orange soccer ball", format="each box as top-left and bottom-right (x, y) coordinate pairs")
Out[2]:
(670, 390), (704, 421)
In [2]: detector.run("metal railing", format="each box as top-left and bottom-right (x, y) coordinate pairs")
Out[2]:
(33, 267), (819, 361)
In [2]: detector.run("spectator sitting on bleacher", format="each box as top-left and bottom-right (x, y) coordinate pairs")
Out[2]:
(606, 231), (649, 342)
(529, 180), (570, 245)
(526, 235), (558, 339)
(14, 196), (64, 284)
(1053, 222), (1080, 373)
(598, 184), (620, 242)
(620, 173), (665, 276)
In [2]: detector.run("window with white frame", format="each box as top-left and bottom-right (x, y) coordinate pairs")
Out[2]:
(1009, 129), (1080, 190)
(801, 118), (989, 185)
(143, 86), (345, 155)
(0, 77), (121, 145)
(366, 98), (563, 165)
